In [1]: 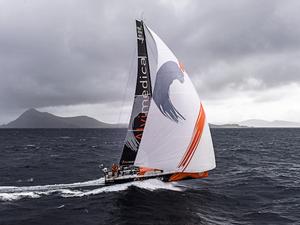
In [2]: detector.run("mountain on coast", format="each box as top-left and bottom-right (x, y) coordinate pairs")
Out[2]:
(0, 108), (125, 128)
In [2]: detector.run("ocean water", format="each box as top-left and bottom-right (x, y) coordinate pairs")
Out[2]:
(0, 128), (299, 225)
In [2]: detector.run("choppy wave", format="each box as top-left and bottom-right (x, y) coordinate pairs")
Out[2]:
(0, 178), (181, 201)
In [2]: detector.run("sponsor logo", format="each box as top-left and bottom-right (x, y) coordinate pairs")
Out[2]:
(137, 25), (144, 43)
(153, 61), (185, 123)
(139, 56), (150, 114)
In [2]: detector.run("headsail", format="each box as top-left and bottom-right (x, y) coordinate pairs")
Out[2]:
(134, 25), (216, 173)
(119, 20), (152, 166)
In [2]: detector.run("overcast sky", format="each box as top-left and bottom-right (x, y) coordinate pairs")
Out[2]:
(0, 0), (300, 124)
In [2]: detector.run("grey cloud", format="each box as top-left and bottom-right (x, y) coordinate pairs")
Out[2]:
(192, 52), (300, 100)
(0, 0), (300, 123)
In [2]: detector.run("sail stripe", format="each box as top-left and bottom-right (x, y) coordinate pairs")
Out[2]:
(182, 105), (206, 169)
(181, 122), (204, 171)
(182, 106), (206, 170)
(177, 104), (203, 167)
(180, 106), (205, 170)
(177, 104), (206, 170)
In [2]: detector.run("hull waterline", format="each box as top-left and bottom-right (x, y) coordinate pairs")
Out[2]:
(104, 171), (208, 185)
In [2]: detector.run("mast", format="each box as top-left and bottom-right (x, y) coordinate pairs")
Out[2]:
(119, 20), (152, 166)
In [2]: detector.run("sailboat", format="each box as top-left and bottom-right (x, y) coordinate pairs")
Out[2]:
(103, 20), (216, 185)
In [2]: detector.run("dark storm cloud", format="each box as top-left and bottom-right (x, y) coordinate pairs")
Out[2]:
(0, 0), (300, 122)
(165, 0), (300, 96)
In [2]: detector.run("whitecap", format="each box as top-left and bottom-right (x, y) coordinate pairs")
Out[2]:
(26, 144), (36, 147)
(0, 192), (40, 201)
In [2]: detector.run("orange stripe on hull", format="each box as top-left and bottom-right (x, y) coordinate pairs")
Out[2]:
(178, 104), (206, 170)
(168, 171), (208, 182)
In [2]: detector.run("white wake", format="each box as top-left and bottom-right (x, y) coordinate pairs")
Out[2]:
(0, 178), (181, 201)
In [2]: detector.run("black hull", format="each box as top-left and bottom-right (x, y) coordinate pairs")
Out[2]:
(104, 172), (206, 185)
(104, 173), (173, 185)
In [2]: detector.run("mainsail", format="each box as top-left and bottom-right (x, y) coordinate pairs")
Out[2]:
(119, 20), (152, 166)
(134, 25), (216, 173)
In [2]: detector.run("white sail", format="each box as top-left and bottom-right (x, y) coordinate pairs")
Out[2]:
(134, 25), (216, 173)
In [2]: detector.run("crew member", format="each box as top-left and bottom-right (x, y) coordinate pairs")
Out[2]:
(111, 163), (118, 177)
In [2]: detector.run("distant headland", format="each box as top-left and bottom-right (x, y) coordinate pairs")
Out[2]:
(0, 108), (126, 128)
(209, 124), (248, 128)
(209, 119), (300, 128)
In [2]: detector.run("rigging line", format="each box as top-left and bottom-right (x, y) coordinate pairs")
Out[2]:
(147, 41), (157, 76)
(147, 38), (156, 61)
(143, 26), (157, 91)
(116, 46), (136, 128)
(144, 27), (157, 66)
(144, 25), (157, 59)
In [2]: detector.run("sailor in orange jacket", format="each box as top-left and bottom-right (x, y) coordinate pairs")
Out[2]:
(111, 163), (118, 177)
